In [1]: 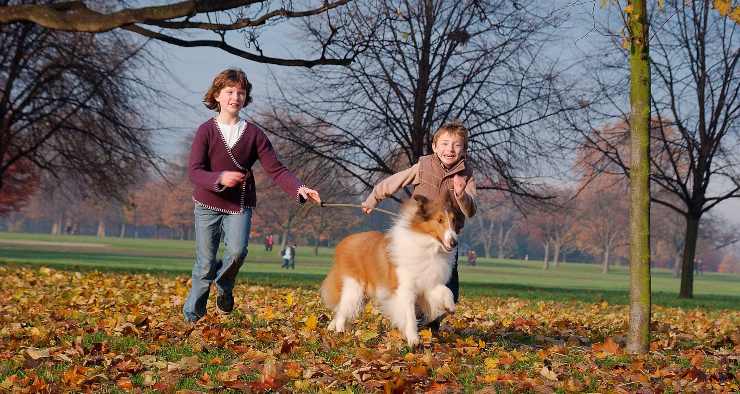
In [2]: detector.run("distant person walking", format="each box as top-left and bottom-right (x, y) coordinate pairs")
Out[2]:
(267, 234), (274, 252)
(467, 249), (477, 266)
(182, 68), (321, 323)
(281, 244), (296, 269)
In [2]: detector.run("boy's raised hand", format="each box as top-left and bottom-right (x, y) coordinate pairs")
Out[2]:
(453, 174), (468, 197)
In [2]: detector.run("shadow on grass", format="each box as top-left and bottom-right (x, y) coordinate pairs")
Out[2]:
(3, 260), (738, 311)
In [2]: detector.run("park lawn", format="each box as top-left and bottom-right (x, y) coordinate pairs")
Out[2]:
(0, 265), (738, 393)
(0, 232), (738, 310)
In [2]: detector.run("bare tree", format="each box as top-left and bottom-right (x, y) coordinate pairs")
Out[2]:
(265, 0), (575, 201)
(566, 1), (740, 298)
(0, 0), (354, 67)
(0, 13), (160, 200)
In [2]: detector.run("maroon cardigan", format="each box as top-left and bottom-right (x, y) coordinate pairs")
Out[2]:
(189, 119), (304, 214)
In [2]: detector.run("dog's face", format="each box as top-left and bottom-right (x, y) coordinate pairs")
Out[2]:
(408, 195), (461, 252)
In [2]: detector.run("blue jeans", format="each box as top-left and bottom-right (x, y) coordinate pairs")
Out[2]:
(183, 205), (252, 322)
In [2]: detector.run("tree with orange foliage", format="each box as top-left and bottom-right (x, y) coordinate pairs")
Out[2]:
(717, 253), (740, 274)
(571, 176), (629, 274)
(0, 160), (38, 216)
(527, 187), (578, 270)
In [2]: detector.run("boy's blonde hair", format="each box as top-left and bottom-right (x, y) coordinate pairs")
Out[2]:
(432, 120), (469, 151)
(203, 68), (253, 111)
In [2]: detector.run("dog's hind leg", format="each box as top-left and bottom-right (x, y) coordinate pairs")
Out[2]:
(328, 277), (364, 333)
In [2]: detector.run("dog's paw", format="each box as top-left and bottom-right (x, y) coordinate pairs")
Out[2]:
(405, 333), (420, 348)
(442, 291), (456, 313)
(328, 319), (346, 333)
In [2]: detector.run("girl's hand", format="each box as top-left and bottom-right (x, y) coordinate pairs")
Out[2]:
(453, 174), (468, 197)
(362, 205), (373, 215)
(298, 186), (321, 203)
(220, 171), (246, 187)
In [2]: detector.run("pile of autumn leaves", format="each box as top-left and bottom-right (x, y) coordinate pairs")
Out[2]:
(0, 266), (738, 393)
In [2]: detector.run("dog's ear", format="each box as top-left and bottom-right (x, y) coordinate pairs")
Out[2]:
(413, 195), (430, 218)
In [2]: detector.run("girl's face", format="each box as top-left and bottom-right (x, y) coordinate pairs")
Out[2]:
(216, 84), (246, 116)
(432, 132), (465, 167)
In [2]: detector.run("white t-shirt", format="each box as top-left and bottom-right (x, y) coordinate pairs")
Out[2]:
(216, 119), (246, 149)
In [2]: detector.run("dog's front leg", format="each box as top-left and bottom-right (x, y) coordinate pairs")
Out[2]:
(395, 288), (420, 347)
(426, 285), (456, 321)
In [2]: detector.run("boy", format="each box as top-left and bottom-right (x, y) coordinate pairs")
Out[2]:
(362, 120), (476, 332)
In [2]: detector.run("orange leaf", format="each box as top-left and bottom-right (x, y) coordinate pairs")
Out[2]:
(116, 377), (133, 390)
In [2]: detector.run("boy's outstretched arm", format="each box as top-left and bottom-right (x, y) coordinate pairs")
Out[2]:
(361, 165), (419, 214)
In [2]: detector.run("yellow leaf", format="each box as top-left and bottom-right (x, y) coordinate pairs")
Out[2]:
(304, 314), (317, 331)
(714, 0), (731, 16)
(360, 329), (379, 343)
(483, 372), (499, 383)
(731, 7), (740, 24)
(285, 293), (294, 306)
(419, 328), (433, 343)
(484, 357), (499, 370)
(624, 4), (633, 14)
(284, 362), (302, 379)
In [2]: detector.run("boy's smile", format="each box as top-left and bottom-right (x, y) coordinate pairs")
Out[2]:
(432, 132), (465, 168)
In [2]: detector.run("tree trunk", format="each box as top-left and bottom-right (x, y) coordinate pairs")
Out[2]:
(679, 214), (700, 298)
(672, 250), (682, 278)
(96, 219), (106, 238)
(626, 0), (651, 354)
(543, 241), (549, 270)
(280, 229), (289, 251)
(51, 219), (61, 235)
(119, 223), (126, 238)
(602, 248), (610, 274)
(314, 234), (320, 256)
(496, 224), (505, 259)
(553, 242), (561, 267)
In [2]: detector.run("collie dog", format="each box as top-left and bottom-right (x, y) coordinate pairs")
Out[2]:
(320, 195), (461, 347)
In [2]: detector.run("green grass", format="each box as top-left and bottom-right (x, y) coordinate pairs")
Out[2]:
(1, 232), (738, 310)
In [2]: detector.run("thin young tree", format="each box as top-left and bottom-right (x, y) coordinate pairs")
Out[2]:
(625, 0), (651, 355)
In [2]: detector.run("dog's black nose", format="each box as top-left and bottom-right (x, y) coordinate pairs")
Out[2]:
(450, 239), (458, 248)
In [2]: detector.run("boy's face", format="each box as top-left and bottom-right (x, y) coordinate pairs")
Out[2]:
(432, 132), (465, 167)
(216, 83), (246, 116)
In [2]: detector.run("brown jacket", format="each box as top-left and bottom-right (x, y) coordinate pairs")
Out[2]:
(363, 155), (476, 221)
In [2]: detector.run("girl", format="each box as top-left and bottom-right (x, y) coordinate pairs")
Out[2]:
(183, 68), (320, 322)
